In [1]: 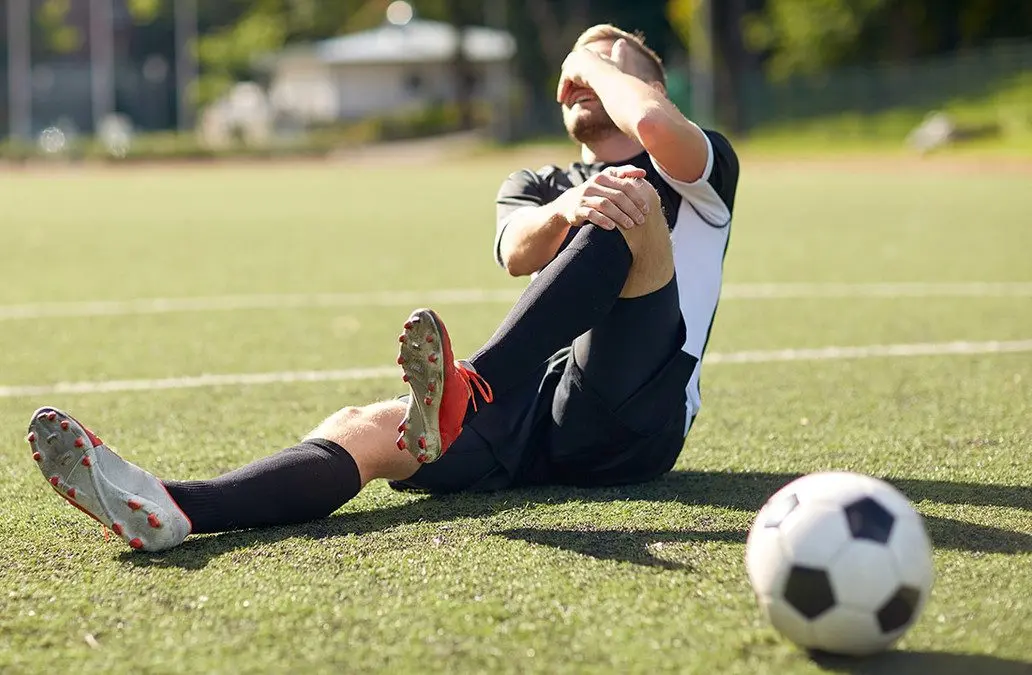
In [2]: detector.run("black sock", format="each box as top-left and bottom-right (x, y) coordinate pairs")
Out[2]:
(470, 224), (632, 399)
(163, 439), (361, 534)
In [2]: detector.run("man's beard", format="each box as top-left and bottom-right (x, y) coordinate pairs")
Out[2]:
(565, 108), (620, 144)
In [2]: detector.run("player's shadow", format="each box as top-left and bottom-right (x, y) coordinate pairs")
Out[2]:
(120, 470), (1032, 570)
(812, 649), (1032, 675)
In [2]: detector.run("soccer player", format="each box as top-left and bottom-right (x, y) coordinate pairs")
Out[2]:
(25, 25), (739, 552)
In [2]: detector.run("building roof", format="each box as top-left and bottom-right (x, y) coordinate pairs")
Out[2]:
(310, 19), (516, 65)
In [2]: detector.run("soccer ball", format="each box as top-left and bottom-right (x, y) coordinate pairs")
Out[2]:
(745, 472), (934, 656)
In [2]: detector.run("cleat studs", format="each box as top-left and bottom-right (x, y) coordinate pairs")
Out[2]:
(60, 421), (69, 431)
(26, 432), (36, 443)
(112, 523), (123, 536)
(128, 538), (143, 550)
(424, 396), (433, 406)
(427, 382), (436, 393)
(49, 476), (60, 487)
(397, 422), (408, 433)
(47, 412), (57, 421)
(127, 499), (142, 511)
(399, 334), (406, 343)
(397, 438), (407, 451)
(81, 456), (91, 468)
(428, 353), (438, 364)
(74, 438), (85, 449)
(397, 355), (405, 365)
(418, 436), (426, 450)
(67, 488), (76, 499)
(402, 374), (410, 383)
(416, 453), (428, 463)
(32, 452), (42, 462)
(147, 514), (162, 529)
(426, 335), (434, 343)
(404, 321), (413, 330)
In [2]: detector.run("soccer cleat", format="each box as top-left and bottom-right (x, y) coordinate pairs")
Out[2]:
(395, 309), (493, 463)
(27, 407), (191, 552)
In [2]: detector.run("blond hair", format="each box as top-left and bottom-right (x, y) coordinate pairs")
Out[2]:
(573, 24), (666, 86)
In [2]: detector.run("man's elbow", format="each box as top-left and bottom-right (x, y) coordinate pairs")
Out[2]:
(502, 253), (533, 278)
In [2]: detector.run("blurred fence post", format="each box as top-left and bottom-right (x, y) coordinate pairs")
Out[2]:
(6, 0), (32, 141)
(689, 0), (716, 128)
(175, 0), (198, 132)
(90, 0), (116, 133)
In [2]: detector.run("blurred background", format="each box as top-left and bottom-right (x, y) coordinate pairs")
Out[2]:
(1, 0), (1031, 161)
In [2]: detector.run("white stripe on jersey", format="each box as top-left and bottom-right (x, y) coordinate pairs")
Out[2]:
(650, 131), (732, 433)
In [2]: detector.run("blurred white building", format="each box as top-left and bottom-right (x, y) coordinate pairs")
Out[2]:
(264, 19), (517, 124)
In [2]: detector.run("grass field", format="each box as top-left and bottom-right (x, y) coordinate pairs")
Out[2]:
(0, 151), (1030, 674)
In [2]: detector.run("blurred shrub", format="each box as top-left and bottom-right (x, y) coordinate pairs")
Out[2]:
(0, 102), (492, 164)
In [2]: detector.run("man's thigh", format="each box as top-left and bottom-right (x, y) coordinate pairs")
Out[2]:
(545, 277), (698, 487)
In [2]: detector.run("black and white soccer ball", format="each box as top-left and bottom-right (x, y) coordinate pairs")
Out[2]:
(745, 471), (934, 656)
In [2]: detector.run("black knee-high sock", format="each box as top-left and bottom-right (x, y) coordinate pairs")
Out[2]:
(163, 439), (361, 534)
(469, 224), (632, 399)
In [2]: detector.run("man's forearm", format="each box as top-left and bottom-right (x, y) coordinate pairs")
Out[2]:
(498, 204), (571, 277)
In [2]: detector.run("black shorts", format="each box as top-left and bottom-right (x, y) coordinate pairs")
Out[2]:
(391, 279), (698, 494)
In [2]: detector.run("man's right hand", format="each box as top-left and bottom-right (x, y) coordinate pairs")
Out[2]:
(556, 165), (652, 231)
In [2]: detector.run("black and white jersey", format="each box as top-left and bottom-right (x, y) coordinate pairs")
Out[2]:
(494, 127), (740, 433)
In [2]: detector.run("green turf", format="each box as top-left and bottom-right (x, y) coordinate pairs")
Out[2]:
(0, 154), (1030, 674)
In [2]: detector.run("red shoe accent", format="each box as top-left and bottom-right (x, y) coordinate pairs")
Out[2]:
(128, 538), (143, 550)
(397, 438), (407, 451)
(112, 523), (124, 536)
(398, 422), (407, 433)
(432, 313), (494, 453)
(60, 421), (69, 431)
(32, 452), (42, 462)
(416, 453), (428, 463)
(49, 476), (60, 486)
(418, 436), (426, 450)
(47, 412), (57, 421)
(127, 499), (142, 511)
(426, 335), (434, 343)
(398, 334), (406, 343)
(402, 374), (410, 383)
(147, 514), (161, 528)
(397, 355), (405, 365)
(81, 456), (92, 468)
(67, 488), (76, 499)
(74, 438), (85, 449)
(424, 396), (433, 406)
(404, 321), (413, 330)
(427, 382), (436, 392)
(27, 432), (36, 443)
(428, 353), (438, 364)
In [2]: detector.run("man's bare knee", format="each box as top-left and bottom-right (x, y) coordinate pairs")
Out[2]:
(616, 180), (667, 256)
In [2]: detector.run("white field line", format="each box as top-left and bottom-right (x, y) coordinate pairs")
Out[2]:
(1, 339), (1029, 400)
(1, 282), (1030, 322)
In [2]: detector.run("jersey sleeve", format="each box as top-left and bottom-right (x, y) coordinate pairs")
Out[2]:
(649, 126), (739, 227)
(494, 169), (550, 267)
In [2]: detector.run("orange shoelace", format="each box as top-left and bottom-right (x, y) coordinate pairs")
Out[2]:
(456, 364), (493, 412)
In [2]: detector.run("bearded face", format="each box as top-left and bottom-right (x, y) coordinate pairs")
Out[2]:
(560, 87), (620, 144)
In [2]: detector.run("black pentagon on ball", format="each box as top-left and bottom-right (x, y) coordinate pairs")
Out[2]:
(844, 496), (895, 543)
(784, 565), (836, 619)
(764, 493), (800, 529)
(877, 585), (922, 633)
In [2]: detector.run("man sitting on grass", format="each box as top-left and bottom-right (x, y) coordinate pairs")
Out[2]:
(26, 25), (739, 552)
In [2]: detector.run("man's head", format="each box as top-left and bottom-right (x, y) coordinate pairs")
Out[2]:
(560, 24), (667, 146)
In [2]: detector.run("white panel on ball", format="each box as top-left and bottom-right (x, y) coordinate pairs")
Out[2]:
(779, 505), (851, 569)
(828, 540), (900, 611)
(745, 524), (792, 598)
(887, 513), (935, 592)
(812, 605), (890, 656)
(763, 597), (817, 649)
